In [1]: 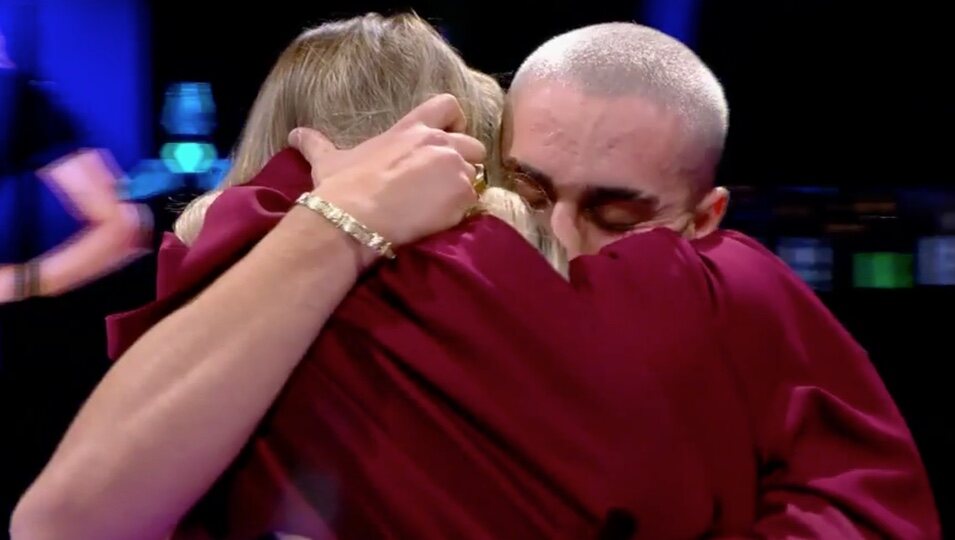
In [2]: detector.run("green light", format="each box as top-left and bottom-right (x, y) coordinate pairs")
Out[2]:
(853, 252), (913, 289)
(161, 142), (217, 174)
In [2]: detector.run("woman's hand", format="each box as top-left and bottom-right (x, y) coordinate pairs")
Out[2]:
(289, 94), (486, 246)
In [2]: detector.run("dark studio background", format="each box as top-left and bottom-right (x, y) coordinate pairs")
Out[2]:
(1, 0), (953, 535)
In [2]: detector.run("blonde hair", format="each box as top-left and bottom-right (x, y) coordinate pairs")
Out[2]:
(174, 12), (560, 266)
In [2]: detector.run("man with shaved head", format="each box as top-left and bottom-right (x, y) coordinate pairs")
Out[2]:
(15, 20), (939, 540)
(500, 23), (938, 537)
(504, 23), (730, 254)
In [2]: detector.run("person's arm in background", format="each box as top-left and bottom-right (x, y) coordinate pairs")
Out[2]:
(0, 149), (150, 303)
(0, 70), (149, 303)
(33, 149), (150, 296)
(10, 95), (484, 540)
(705, 233), (940, 540)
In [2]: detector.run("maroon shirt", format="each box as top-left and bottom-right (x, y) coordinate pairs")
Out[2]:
(108, 150), (939, 539)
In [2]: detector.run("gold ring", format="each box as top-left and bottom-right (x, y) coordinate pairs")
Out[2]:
(472, 164), (487, 195)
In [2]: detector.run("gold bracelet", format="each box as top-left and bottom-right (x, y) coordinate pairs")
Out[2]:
(295, 192), (396, 259)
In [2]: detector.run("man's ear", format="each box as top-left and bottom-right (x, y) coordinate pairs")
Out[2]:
(692, 186), (729, 238)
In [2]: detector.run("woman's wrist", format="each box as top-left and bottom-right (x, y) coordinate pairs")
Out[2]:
(294, 192), (395, 261)
(283, 203), (379, 274)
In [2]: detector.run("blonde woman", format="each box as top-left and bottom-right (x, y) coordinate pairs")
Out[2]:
(13, 13), (557, 540)
(171, 16), (554, 257)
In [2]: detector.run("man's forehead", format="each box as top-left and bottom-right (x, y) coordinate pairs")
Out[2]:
(506, 88), (688, 197)
(509, 81), (680, 133)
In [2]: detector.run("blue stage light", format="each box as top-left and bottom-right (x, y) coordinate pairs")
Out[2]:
(642, 0), (701, 46)
(196, 159), (232, 191)
(161, 82), (216, 137)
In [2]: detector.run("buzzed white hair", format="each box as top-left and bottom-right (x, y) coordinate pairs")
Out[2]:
(512, 22), (729, 154)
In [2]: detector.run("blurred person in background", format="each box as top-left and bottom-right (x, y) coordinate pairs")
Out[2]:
(0, 25), (152, 528)
(13, 16), (940, 540)
(0, 29), (152, 305)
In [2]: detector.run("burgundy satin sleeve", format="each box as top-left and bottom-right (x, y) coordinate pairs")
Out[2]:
(106, 150), (313, 360)
(695, 232), (940, 539)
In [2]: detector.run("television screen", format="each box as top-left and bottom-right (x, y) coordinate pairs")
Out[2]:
(776, 237), (833, 291)
(853, 252), (913, 289)
(917, 236), (955, 286)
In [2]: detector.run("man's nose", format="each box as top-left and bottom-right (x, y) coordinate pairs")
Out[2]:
(549, 201), (582, 259)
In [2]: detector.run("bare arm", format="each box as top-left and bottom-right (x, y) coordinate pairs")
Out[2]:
(0, 149), (149, 303)
(34, 150), (150, 296)
(12, 206), (371, 540)
(10, 94), (483, 540)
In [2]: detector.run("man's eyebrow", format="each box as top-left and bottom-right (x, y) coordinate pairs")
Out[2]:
(583, 186), (660, 207)
(503, 157), (555, 194)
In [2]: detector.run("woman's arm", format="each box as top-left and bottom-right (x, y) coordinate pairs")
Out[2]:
(10, 94), (483, 540)
(13, 207), (373, 540)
